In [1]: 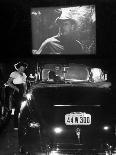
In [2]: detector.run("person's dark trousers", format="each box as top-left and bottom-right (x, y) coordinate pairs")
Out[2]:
(13, 92), (20, 128)
(13, 88), (23, 128)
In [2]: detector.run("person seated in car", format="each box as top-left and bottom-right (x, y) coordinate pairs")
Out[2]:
(48, 70), (63, 83)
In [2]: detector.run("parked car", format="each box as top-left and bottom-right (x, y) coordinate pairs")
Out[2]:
(18, 63), (113, 155)
(0, 85), (11, 132)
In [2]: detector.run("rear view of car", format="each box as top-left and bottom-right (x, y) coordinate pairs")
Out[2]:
(18, 63), (113, 155)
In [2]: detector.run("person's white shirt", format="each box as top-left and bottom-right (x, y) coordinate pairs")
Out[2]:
(10, 71), (27, 85)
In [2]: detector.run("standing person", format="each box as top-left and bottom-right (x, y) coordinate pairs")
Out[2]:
(33, 10), (83, 55)
(7, 62), (28, 130)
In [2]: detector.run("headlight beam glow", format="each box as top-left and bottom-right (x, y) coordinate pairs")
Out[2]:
(53, 127), (63, 134)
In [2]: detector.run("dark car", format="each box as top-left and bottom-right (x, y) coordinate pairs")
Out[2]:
(18, 63), (113, 155)
(0, 84), (11, 132)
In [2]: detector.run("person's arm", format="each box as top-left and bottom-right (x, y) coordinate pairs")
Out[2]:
(37, 41), (49, 54)
(32, 41), (47, 55)
(35, 37), (62, 54)
(6, 77), (19, 92)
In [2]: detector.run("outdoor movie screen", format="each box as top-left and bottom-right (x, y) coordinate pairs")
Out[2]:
(31, 5), (96, 55)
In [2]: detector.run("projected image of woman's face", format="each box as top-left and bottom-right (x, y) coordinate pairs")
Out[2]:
(60, 20), (74, 36)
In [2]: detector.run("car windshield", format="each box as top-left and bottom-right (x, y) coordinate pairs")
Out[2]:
(41, 63), (89, 82)
(28, 63), (111, 106)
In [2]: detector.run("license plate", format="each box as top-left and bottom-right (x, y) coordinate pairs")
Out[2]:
(65, 112), (91, 125)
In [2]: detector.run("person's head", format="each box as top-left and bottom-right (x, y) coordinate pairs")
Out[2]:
(55, 17), (77, 36)
(14, 62), (28, 73)
(48, 70), (56, 79)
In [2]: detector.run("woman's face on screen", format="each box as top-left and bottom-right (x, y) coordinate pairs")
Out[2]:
(60, 20), (74, 36)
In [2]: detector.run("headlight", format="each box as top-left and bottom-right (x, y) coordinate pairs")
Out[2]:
(102, 125), (111, 131)
(50, 151), (60, 155)
(53, 127), (63, 134)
